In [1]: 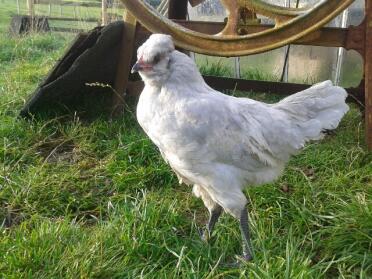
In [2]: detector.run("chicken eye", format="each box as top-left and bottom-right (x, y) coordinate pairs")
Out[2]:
(153, 54), (161, 64)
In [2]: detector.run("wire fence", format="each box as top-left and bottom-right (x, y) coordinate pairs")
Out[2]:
(8, 0), (365, 87)
(14, 0), (125, 32)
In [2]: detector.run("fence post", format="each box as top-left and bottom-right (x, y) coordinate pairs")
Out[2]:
(112, 10), (137, 116)
(48, 1), (52, 16)
(27, 0), (34, 17)
(102, 0), (108, 25)
(16, 0), (20, 14)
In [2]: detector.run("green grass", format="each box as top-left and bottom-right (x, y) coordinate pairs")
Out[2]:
(1, 3), (372, 278)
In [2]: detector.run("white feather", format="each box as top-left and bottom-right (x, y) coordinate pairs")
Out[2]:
(135, 34), (349, 218)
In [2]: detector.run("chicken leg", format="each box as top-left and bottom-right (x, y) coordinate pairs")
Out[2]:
(240, 205), (253, 261)
(202, 204), (223, 242)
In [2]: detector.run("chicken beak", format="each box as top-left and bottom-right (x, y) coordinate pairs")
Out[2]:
(131, 62), (141, 74)
(131, 61), (153, 73)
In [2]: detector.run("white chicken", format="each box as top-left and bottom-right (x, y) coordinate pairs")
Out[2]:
(132, 34), (349, 261)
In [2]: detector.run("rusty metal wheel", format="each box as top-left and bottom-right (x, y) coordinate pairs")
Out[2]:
(119, 0), (354, 56)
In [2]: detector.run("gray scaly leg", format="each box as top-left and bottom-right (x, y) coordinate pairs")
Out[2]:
(202, 205), (223, 242)
(239, 205), (253, 261)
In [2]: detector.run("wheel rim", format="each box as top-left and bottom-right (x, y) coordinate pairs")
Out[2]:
(120, 0), (354, 56)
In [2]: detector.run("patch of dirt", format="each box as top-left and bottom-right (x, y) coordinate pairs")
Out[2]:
(36, 139), (81, 163)
(1, 204), (24, 228)
(303, 167), (316, 181)
(280, 182), (292, 193)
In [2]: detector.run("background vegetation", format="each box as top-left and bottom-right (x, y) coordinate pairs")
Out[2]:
(0, 0), (371, 278)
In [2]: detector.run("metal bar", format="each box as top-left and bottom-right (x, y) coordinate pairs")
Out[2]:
(280, 0), (294, 83)
(102, 0), (108, 25)
(281, 45), (290, 82)
(127, 78), (364, 105)
(334, 9), (349, 85)
(50, 27), (85, 33)
(157, 0), (166, 12)
(160, 0), (169, 16)
(158, 0), (169, 16)
(235, 57), (241, 79)
(201, 75), (364, 104)
(48, 17), (98, 22)
(138, 21), (365, 54)
(36, 0), (100, 6)
(190, 51), (196, 62)
(365, 0), (372, 149)
(120, 0), (355, 56)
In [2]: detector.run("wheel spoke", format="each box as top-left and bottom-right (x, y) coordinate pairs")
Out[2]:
(120, 0), (354, 56)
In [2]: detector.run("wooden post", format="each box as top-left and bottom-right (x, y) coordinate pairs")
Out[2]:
(102, 0), (108, 25)
(48, 1), (52, 16)
(365, 0), (372, 149)
(111, 10), (137, 117)
(27, 0), (34, 17)
(16, 0), (20, 14)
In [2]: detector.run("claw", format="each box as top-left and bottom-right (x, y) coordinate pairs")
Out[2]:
(201, 230), (210, 243)
(240, 205), (254, 261)
(200, 205), (223, 243)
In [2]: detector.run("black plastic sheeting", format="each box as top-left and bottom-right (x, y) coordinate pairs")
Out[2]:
(20, 21), (125, 118)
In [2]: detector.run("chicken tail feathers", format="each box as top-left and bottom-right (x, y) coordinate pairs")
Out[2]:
(274, 80), (349, 142)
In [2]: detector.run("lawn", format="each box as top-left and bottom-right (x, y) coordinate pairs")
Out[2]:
(0, 1), (371, 278)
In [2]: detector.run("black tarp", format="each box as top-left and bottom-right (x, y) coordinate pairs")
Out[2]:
(20, 21), (125, 118)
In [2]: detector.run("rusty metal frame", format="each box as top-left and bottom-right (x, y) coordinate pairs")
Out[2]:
(118, 0), (371, 149)
(128, 20), (365, 105)
(171, 20), (366, 56)
(120, 0), (354, 56)
(127, 76), (363, 103)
